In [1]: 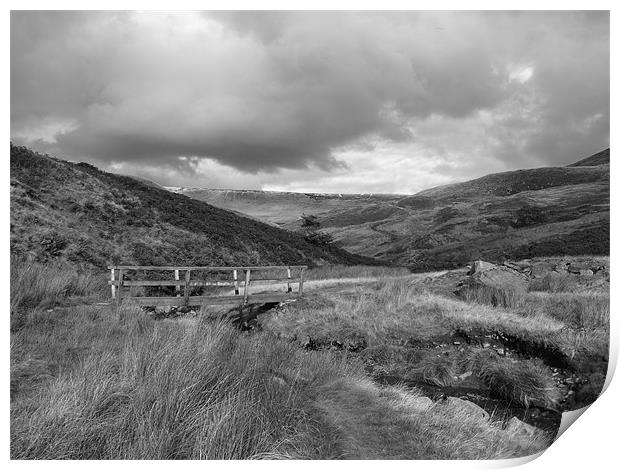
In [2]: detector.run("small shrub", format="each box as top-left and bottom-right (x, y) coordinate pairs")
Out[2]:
(512, 205), (546, 228)
(304, 230), (335, 246)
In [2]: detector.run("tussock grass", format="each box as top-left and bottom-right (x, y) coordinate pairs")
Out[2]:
(11, 301), (551, 459)
(538, 293), (609, 329)
(11, 307), (356, 459)
(522, 291), (609, 358)
(267, 279), (567, 350)
(427, 293), (564, 345)
(467, 350), (561, 409)
(263, 283), (445, 348)
(415, 355), (457, 387)
(10, 256), (106, 330)
(460, 284), (526, 309)
(529, 272), (577, 293)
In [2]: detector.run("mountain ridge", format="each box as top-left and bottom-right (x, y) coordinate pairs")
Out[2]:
(173, 149), (610, 270)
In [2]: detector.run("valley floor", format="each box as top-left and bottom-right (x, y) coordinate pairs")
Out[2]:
(10, 260), (609, 459)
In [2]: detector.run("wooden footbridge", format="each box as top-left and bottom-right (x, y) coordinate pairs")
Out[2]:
(108, 265), (307, 307)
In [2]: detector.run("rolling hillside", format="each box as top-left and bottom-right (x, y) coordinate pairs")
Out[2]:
(165, 187), (401, 228)
(10, 144), (377, 270)
(175, 149), (609, 270)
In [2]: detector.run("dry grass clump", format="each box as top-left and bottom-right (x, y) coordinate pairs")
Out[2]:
(414, 355), (457, 387)
(529, 272), (577, 293)
(459, 284), (526, 309)
(415, 292), (565, 347)
(539, 293), (609, 329)
(10, 256), (106, 330)
(467, 350), (561, 410)
(263, 280), (449, 348)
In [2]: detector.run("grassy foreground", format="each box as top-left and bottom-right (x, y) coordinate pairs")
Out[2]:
(10, 307), (549, 459)
(10, 263), (555, 459)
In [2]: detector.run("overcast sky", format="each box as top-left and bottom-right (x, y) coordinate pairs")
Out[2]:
(11, 11), (609, 194)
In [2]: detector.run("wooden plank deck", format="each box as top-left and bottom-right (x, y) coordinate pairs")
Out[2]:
(130, 292), (299, 307)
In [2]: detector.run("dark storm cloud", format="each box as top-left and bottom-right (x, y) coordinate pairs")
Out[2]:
(11, 11), (609, 181)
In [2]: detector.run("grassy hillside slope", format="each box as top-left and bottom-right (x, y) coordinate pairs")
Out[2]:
(167, 187), (401, 228)
(10, 144), (377, 270)
(175, 149), (609, 270)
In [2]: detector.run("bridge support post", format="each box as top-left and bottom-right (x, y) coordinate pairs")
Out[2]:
(175, 269), (180, 296)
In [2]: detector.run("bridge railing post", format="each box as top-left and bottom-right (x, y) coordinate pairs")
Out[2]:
(184, 269), (191, 306)
(110, 268), (116, 299)
(243, 269), (251, 304)
(116, 269), (124, 306)
(175, 269), (180, 297)
(299, 268), (304, 297)
(233, 269), (239, 295)
(286, 267), (292, 292)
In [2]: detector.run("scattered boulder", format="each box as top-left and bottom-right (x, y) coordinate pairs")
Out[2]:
(503, 261), (523, 272)
(503, 259), (532, 272)
(437, 396), (490, 420)
(457, 260), (529, 297)
(567, 262), (588, 274)
(530, 261), (555, 278)
(567, 262), (602, 275)
(468, 260), (497, 275)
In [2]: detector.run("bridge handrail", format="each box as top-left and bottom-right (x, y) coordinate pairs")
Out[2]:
(108, 265), (307, 307)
